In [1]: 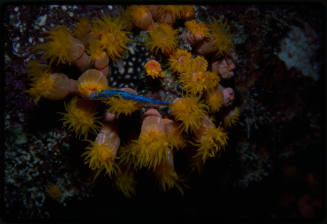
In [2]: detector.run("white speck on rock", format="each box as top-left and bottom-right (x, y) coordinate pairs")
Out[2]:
(128, 67), (133, 74)
(108, 5), (113, 10)
(36, 15), (47, 26)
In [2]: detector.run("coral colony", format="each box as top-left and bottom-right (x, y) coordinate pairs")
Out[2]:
(26, 5), (240, 197)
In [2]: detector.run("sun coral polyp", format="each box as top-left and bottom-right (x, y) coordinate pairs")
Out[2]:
(168, 48), (193, 74)
(26, 72), (77, 103)
(113, 169), (136, 198)
(77, 69), (108, 98)
(61, 97), (102, 139)
(72, 17), (91, 46)
(223, 106), (240, 128)
(34, 26), (91, 71)
(131, 109), (170, 169)
(147, 23), (178, 56)
(128, 5), (154, 30)
(163, 118), (186, 150)
(153, 5), (181, 25)
(82, 122), (120, 178)
(170, 97), (207, 132)
(154, 150), (184, 195)
(205, 87), (224, 112)
(179, 71), (220, 96)
(90, 15), (130, 60)
(105, 88), (140, 117)
(192, 115), (228, 163)
(197, 18), (234, 56)
(179, 5), (195, 20)
(183, 20), (209, 45)
(144, 59), (165, 78)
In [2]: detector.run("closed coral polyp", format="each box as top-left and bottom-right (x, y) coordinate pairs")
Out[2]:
(129, 5), (153, 30)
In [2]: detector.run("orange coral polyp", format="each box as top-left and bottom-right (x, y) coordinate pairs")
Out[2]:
(147, 23), (177, 55)
(144, 60), (165, 78)
(77, 69), (108, 98)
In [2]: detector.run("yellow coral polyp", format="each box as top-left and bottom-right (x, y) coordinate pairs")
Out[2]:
(114, 169), (136, 198)
(77, 69), (108, 98)
(72, 17), (91, 45)
(147, 23), (178, 55)
(179, 71), (220, 96)
(179, 5), (195, 19)
(168, 48), (193, 74)
(61, 97), (102, 139)
(156, 5), (181, 23)
(34, 26), (82, 65)
(170, 97), (207, 132)
(82, 140), (119, 178)
(208, 18), (234, 56)
(193, 126), (228, 163)
(134, 128), (170, 169)
(106, 95), (140, 117)
(191, 56), (208, 72)
(46, 184), (62, 202)
(91, 15), (130, 60)
(206, 89), (224, 112)
(163, 119), (186, 150)
(26, 73), (55, 103)
(26, 60), (51, 81)
(185, 20), (209, 37)
(154, 151), (184, 195)
(144, 59), (165, 78)
(223, 107), (240, 128)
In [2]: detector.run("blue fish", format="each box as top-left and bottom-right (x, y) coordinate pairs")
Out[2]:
(88, 89), (170, 105)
